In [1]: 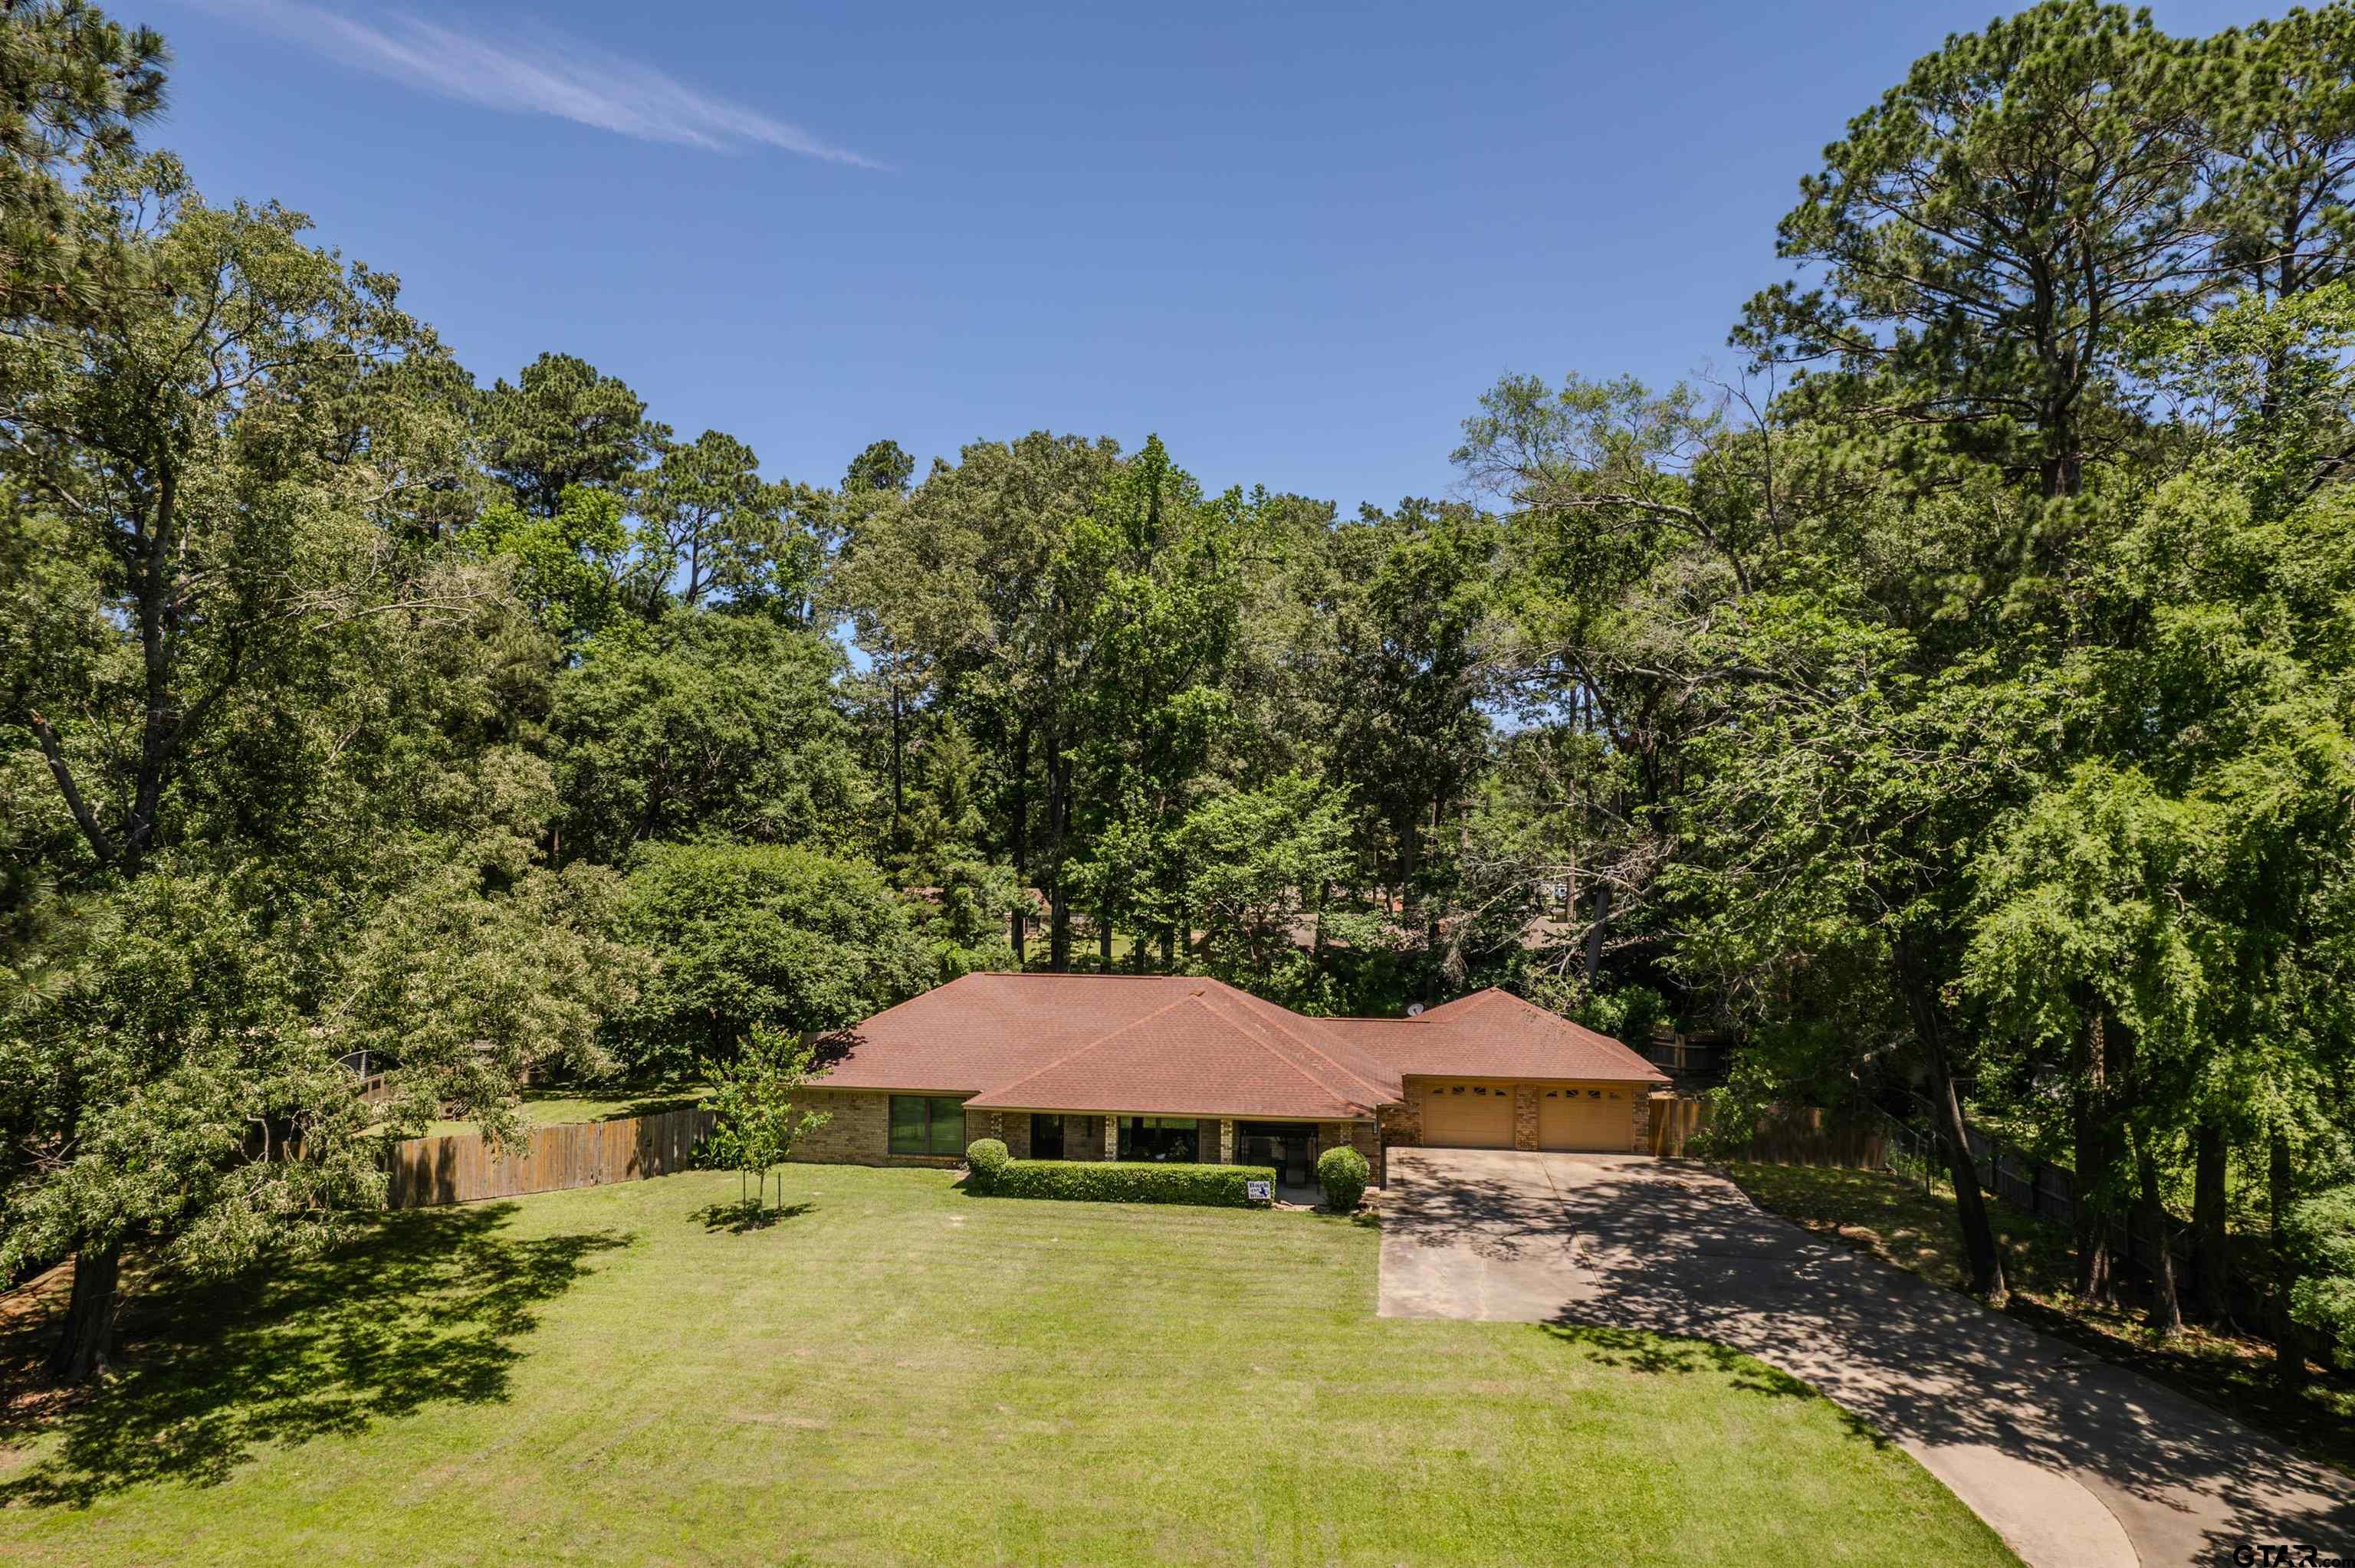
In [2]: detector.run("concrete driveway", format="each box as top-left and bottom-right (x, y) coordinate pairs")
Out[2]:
(1379, 1147), (2354, 1568)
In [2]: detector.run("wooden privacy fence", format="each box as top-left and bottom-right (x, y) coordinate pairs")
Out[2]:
(386, 1105), (715, 1209)
(1647, 1095), (1895, 1169)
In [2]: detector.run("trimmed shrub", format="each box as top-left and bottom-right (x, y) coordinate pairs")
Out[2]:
(964, 1137), (1010, 1191)
(1317, 1144), (1370, 1212)
(984, 1160), (1277, 1209)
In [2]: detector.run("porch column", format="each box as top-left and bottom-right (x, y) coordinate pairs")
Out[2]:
(1218, 1119), (1234, 1163)
(1102, 1114), (1119, 1160)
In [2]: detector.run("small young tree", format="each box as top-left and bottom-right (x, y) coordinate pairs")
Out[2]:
(703, 1028), (830, 1215)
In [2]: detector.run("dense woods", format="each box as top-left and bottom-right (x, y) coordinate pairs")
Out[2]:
(4, 0), (2355, 1391)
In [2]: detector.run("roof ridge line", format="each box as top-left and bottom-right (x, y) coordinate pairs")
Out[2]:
(1200, 985), (1399, 1109)
(964, 989), (1212, 1105)
(979, 993), (1374, 1118)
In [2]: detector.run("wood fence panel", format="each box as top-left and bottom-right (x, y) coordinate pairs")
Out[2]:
(386, 1106), (715, 1210)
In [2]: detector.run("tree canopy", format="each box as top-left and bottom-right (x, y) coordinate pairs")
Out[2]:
(6, 0), (2355, 1396)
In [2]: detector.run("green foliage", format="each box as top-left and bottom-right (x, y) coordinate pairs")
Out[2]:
(0, 867), (383, 1283)
(1315, 1144), (1369, 1212)
(0, 0), (167, 316)
(329, 862), (645, 1145)
(1525, 975), (1667, 1048)
(963, 1137), (1010, 1191)
(701, 1027), (830, 1209)
(842, 437), (914, 494)
(468, 485), (651, 645)
(2288, 1185), (2355, 1365)
(475, 351), (667, 517)
(639, 428), (819, 615)
(981, 1160), (1277, 1208)
(549, 613), (864, 863)
(614, 842), (929, 1076)
(1174, 773), (1352, 990)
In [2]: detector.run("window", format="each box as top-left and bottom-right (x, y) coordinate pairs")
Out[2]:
(888, 1095), (967, 1156)
(1117, 1117), (1198, 1163)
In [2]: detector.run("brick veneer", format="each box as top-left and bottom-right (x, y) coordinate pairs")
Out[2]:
(1513, 1085), (1540, 1151)
(783, 1087), (963, 1167)
(788, 1088), (1395, 1176)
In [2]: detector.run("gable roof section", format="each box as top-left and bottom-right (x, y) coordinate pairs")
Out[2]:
(962, 995), (1392, 1118)
(1328, 989), (1668, 1083)
(813, 974), (1656, 1120)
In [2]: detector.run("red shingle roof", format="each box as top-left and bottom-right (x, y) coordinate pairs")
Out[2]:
(1328, 988), (1669, 1083)
(813, 975), (1660, 1120)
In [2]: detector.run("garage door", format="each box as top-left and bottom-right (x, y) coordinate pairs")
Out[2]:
(1537, 1084), (1628, 1152)
(1420, 1082), (1514, 1148)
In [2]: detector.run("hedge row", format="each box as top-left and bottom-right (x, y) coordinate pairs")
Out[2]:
(975, 1155), (1277, 1208)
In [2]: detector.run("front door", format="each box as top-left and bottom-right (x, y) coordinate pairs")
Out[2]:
(1030, 1114), (1064, 1160)
(1237, 1122), (1315, 1185)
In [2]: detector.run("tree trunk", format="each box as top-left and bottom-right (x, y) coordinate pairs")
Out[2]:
(1009, 721), (1030, 963)
(1099, 904), (1112, 966)
(1896, 936), (2006, 1302)
(1311, 881), (1328, 981)
(1582, 881), (1612, 987)
(1160, 922), (1174, 968)
(2271, 1132), (2307, 1389)
(2189, 1118), (2229, 1327)
(44, 1242), (123, 1384)
(2136, 1137), (2183, 1338)
(1044, 730), (1071, 972)
(887, 677), (906, 868)
(2072, 1011), (2113, 1306)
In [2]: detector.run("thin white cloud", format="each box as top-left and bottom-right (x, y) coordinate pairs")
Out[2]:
(205, 1), (883, 167)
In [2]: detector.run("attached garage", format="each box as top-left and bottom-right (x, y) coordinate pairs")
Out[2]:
(1407, 1075), (1642, 1153)
(1417, 1081), (1516, 1148)
(1537, 1083), (1631, 1152)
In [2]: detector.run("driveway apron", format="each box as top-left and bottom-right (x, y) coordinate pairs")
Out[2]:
(1378, 1147), (2354, 1568)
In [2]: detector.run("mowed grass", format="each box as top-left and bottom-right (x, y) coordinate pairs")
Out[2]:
(418, 1081), (712, 1140)
(0, 1166), (2015, 1567)
(1727, 1161), (2355, 1478)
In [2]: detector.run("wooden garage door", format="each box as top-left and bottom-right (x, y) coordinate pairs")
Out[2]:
(1537, 1084), (1627, 1152)
(1420, 1082), (1515, 1148)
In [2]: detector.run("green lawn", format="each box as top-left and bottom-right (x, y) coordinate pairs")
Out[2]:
(418, 1081), (711, 1140)
(1726, 1160), (2355, 1478)
(1, 1166), (2015, 1567)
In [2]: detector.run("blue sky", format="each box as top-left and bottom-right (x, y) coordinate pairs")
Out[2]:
(155, 0), (2267, 514)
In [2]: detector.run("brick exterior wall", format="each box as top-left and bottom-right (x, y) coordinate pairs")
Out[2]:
(1378, 1101), (1419, 1149)
(786, 1091), (1395, 1173)
(785, 1088), (964, 1168)
(1513, 1084), (1540, 1151)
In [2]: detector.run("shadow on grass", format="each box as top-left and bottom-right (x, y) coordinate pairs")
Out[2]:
(1539, 1322), (1892, 1448)
(693, 1199), (814, 1234)
(0, 1203), (628, 1508)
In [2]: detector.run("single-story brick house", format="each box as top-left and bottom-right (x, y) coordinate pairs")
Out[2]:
(794, 973), (1668, 1185)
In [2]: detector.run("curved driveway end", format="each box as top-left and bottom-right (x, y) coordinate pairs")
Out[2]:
(1377, 1147), (2354, 1568)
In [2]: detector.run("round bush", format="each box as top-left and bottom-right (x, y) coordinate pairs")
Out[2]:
(1316, 1144), (1370, 1212)
(964, 1137), (1010, 1191)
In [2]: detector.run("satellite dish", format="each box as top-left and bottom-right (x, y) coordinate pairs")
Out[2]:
(1406, 1002), (1425, 1018)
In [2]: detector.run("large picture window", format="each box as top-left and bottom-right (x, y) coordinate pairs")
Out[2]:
(888, 1095), (968, 1156)
(1117, 1117), (1198, 1163)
